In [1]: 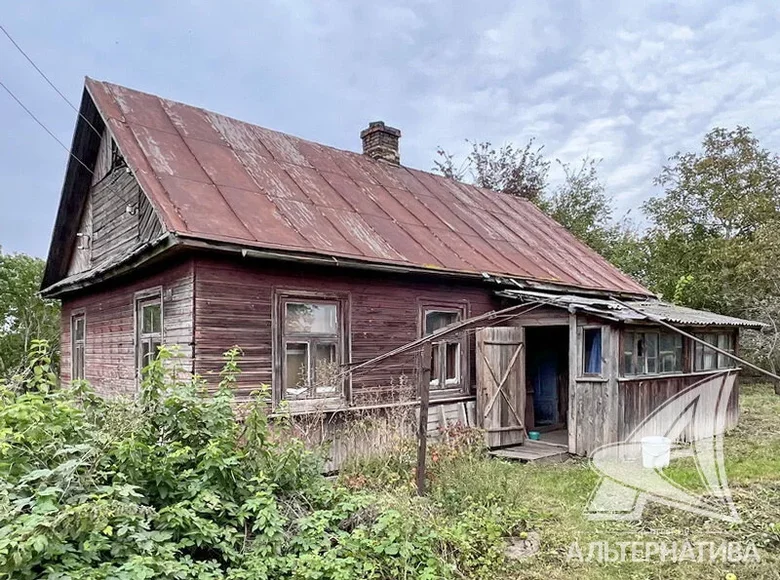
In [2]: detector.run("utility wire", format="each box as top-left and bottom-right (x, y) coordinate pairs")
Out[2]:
(0, 77), (93, 174)
(0, 23), (102, 138)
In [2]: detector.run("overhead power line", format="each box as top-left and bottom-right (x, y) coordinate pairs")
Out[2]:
(0, 77), (93, 174)
(0, 23), (102, 138)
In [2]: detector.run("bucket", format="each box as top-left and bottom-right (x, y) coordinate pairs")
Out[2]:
(528, 431), (541, 441)
(641, 436), (671, 469)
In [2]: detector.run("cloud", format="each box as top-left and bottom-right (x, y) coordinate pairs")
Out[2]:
(2, 0), (780, 256)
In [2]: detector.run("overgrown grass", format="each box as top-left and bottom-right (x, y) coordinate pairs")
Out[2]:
(341, 384), (780, 579)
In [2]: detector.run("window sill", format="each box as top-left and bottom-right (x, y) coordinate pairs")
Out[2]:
(618, 368), (740, 382)
(575, 376), (608, 383)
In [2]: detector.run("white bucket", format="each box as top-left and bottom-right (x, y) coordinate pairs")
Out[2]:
(641, 436), (671, 469)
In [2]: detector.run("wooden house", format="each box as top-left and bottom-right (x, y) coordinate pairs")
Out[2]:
(42, 79), (761, 460)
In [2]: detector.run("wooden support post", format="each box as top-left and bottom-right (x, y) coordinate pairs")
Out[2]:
(417, 342), (432, 496)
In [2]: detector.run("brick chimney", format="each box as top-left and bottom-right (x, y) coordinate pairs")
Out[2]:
(360, 121), (401, 165)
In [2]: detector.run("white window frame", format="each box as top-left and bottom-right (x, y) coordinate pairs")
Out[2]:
(623, 329), (683, 377)
(421, 306), (467, 395)
(71, 311), (86, 381)
(134, 288), (163, 380)
(579, 325), (604, 377)
(274, 290), (350, 407)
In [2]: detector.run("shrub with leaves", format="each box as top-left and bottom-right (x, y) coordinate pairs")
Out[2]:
(0, 343), (515, 579)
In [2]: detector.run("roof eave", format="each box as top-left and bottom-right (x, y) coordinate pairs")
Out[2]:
(174, 233), (653, 298)
(40, 233), (175, 298)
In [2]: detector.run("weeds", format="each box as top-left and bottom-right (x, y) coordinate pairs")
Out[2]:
(0, 343), (514, 579)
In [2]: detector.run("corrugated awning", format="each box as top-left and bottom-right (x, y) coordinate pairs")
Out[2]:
(497, 288), (765, 329)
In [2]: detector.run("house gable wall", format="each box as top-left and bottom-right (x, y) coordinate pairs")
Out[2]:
(60, 258), (194, 397)
(67, 130), (164, 277)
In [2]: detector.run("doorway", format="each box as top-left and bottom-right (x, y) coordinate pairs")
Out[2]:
(525, 326), (569, 432)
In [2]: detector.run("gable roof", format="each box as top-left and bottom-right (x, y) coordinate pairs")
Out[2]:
(44, 78), (651, 297)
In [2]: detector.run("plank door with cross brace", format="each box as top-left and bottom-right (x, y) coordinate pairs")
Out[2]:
(476, 327), (526, 448)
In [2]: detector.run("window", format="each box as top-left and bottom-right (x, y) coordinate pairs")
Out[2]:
(623, 330), (682, 376)
(659, 332), (684, 373)
(694, 332), (734, 371)
(136, 296), (162, 377)
(71, 314), (85, 380)
(423, 309), (464, 391)
(582, 327), (603, 375)
(281, 300), (343, 400)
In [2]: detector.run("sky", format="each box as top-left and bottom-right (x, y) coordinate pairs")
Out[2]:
(2, 0), (780, 258)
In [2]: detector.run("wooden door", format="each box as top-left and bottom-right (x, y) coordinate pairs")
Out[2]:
(476, 327), (526, 448)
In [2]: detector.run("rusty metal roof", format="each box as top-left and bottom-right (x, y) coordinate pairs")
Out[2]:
(498, 289), (764, 328)
(84, 78), (650, 296)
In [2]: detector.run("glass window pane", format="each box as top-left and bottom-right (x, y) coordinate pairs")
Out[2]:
(624, 351), (634, 375)
(285, 342), (309, 397)
(430, 344), (441, 386)
(313, 342), (338, 394)
(696, 334), (717, 370)
(142, 303), (161, 334)
(645, 333), (658, 358)
(285, 303), (337, 334)
(74, 346), (84, 380)
(717, 333), (734, 368)
(445, 342), (460, 381)
(74, 317), (85, 341)
(150, 339), (161, 362)
(646, 354), (657, 374)
(659, 332), (675, 353)
(659, 332), (682, 373)
(583, 328), (602, 375)
(140, 341), (152, 371)
(425, 311), (459, 335)
(623, 332), (635, 375)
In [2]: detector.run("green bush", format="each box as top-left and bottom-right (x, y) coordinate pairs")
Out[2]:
(0, 342), (515, 579)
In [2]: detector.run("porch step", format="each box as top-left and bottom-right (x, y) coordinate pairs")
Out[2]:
(489, 440), (570, 463)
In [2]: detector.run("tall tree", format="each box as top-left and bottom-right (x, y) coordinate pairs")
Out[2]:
(0, 249), (60, 378)
(643, 126), (780, 311)
(542, 157), (617, 258)
(434, 139), (550, 201)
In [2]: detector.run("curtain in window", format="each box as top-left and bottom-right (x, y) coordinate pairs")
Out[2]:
(585, 328), (602, 374)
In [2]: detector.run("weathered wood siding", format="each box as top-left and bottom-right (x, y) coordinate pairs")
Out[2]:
(60, 259), (194, 397)
(91, 168), (162, 265)
(571, 321), (740, 456)
(571, 320), (620, 455)
(192, 257), (499, 399)
(67, 143), (164, 276)
(618, 371), (739, 442)
(92, 128), (113, 186)
(68, 194), (93, 276)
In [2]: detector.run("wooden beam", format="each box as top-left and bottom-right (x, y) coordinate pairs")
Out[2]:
(417, 342), (432, 496)
(341, 302), (546, 380)
(567, 311), (577, 454)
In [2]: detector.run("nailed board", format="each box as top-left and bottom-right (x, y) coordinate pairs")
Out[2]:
(476, 327), (526, 448)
